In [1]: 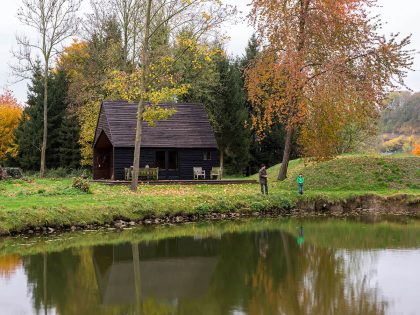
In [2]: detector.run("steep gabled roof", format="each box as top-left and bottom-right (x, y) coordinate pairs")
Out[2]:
(94, 101), (218, 148)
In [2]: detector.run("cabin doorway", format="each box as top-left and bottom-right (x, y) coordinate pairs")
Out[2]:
(93, 132), (114, 180)
(155, 150), (179, 179)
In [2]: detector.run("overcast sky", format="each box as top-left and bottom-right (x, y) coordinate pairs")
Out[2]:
(0, 0), (419, 103)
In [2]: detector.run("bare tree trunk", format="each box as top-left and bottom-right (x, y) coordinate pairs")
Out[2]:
(276, 0), (308, 182)
(131, 0), (152, 191)
(122, 0), (129, 69)
(219, 150), (224, 179)
(43, 252), (47, 315)
(40, 64), (48, 177)
(278, 127), (293, 181)
(132, 243), (142, 315)
(131, 100), (145, 190)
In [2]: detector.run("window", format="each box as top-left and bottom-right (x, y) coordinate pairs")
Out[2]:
(156, 151), (178, 170)
(203, 151), (212, 161)
(156, 151), (166, 169)
(168, 151), (178, 170)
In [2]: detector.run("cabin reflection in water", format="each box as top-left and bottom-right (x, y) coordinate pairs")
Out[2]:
(93, 237), (219, 305)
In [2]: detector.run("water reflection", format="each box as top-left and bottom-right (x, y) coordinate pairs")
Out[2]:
(93, 239), (219, 305)
(0, 255), (21, 280)
(6, 230), (393, 315)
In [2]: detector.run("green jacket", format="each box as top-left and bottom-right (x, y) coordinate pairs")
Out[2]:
(297, 176), (305, 185)
(259, 168), (268, 184)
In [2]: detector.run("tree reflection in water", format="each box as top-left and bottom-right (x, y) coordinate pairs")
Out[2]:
(20, 230), (387, 315)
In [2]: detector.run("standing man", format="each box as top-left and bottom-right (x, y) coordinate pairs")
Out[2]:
(259, 164), (268, 195)
(297, 173), (305, 195)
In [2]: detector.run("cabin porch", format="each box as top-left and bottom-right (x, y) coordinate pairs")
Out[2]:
(92, 179), (257, 186)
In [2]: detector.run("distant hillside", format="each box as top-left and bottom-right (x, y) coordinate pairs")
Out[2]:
(256, 155), (420, 191)
(381, 92), (420, 135)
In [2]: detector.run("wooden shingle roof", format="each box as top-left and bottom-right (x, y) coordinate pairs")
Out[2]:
(94, 101), (218, 148)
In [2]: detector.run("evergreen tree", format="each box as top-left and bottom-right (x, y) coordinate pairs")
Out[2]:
(15, 67), (45, 170)
(207, 56), (251, 175)
(16, 67), (80, 170)
(171, 34), (250, 175)
(58, 113), (81, 170)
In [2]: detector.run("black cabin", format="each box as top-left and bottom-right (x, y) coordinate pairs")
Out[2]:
(93, 101), (219, 180)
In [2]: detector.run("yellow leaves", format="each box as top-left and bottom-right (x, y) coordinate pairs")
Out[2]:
(105, 70), (143, 103)
(105, 67), (189, 128)
(175, 32), (223, 70)
(381, 135), (418, 154)
(0, 90), (22, 161)
(143, 106), (177, 127)
(57, 40), (90, 80)
(201, 11), (211, 21)
(148, 84), (190, 105)
(79, 99), (102, 166)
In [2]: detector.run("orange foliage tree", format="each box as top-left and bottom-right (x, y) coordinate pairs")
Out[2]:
(0, 90), (23, 162)
(412, 144), (420, 156)
(246, 0), (413, 180)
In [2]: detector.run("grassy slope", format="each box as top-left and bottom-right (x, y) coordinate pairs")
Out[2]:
(251, 154), (420, 191)
(0, 154), (419, 234)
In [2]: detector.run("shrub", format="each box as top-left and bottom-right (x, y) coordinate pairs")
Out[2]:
(412, 144), (420, 156)
(72, 177), (91, 193)
(23, 168), (92, 179)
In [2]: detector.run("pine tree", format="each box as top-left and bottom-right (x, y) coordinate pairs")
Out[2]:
(15, 67), (45, 170)
(58, 113), (81, 170)
(15, 67), (80, 170)
(207, 56), (251, 175)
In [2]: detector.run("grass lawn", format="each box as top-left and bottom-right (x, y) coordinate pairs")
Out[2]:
(0, 154), (419, 234)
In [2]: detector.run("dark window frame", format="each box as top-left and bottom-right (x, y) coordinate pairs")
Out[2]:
(203, 151), (212, 161)
(155, 151), (166, 169)
(155, 150), (179, 170)
(167, 150), (178, 170)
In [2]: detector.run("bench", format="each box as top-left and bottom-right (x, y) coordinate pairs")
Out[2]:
(193, 167), (206, 180)
(210, 167), (222, 180)
(125, 167), (159, 181)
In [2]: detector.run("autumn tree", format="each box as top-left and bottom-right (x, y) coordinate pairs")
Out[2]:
(0, 90), (22, 163)
(412, 144), (420, 157)
(246, 0), (413, 180)
(58, 18), (126, 165)
(12, 0), (81, 177)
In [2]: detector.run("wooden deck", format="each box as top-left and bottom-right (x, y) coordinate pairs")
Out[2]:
(92, 179), (258, 186)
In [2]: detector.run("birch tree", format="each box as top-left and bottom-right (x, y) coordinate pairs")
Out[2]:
(12, 0), (81, 177)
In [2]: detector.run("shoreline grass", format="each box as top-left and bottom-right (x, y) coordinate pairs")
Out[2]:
(0, 154), (419, 235)
(2, 217), (420, 257)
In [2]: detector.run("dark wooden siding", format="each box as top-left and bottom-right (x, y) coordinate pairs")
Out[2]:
(114, 147), (219, 180)
(93, 106), (113, 146)
(179, 149), (219, 180)
(93, 132), (114, 180)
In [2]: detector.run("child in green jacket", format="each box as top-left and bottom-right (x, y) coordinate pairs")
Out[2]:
(297, 174), (304, 195)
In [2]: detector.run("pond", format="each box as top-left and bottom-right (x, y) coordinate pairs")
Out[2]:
(0, 218), (420, 315)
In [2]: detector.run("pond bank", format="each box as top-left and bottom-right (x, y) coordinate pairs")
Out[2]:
(1, 193), (418, 237)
